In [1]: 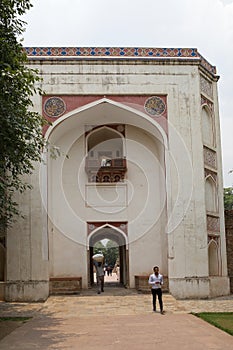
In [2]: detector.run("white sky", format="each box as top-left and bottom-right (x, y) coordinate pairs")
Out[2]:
(22, 0), (233, 187)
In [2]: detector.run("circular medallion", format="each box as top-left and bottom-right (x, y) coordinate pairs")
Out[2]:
(144, 96), (166, 116)
(117, 125), (124, 132)
(44, 97), (66, 117)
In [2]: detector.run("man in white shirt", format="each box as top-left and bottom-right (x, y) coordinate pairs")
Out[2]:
(93, 258), (105, 294)
(148, 266), (165, 314)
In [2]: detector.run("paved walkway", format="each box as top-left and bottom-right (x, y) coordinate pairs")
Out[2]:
(0, 284), (233, 349)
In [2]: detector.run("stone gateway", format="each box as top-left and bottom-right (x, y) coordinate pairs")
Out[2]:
(1, 47), (230, 301)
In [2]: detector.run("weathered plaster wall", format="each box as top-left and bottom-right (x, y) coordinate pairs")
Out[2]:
(225, 210), (233, 292)
(5, 54), (229, 300)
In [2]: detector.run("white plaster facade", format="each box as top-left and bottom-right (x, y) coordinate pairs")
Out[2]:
(2, 48), (229, 300)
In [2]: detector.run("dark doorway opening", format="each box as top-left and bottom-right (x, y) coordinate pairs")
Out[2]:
(88, 225), (128, 289)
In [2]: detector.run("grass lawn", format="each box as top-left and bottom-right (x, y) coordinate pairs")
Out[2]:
(194, 312), (233, 336)
(0, 317), (30, 322)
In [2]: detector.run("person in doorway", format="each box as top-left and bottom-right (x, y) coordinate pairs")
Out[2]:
(148, 266), (165, 314)
(116, 264), (120, 281)
(93, 257), (105, 294)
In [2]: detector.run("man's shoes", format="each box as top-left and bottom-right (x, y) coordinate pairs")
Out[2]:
(101, 289), (104, 292)
(160, 310), (165, 315)
(97, 291), (101, 294)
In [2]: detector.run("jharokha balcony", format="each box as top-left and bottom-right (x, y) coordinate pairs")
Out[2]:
(85, 157), (127, 183)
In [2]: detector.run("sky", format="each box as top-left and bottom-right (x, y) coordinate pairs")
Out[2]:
(22, 0), (233, 187)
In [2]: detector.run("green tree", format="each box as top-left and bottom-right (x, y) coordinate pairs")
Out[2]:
(0, 0), (47, 231)
(93, 240), (119, 266)
(105, 240), (119, 266)
(224, 187), (233, 210)
(93, 241), (105, 255)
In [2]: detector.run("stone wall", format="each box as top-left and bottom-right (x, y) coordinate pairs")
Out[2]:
(49, 277), (82, 295)
(225, 210), (233, 293)
(135, 275), (169, 293)
(0, 282), (5, 300)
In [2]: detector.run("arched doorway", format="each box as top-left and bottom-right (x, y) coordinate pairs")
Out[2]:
(43, 97), (168, 289)
(87, 224), (128, 288)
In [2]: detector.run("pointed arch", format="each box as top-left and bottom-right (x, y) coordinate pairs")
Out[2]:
(42, 96), (169, 289)
(87, 223), (129, 287)
(44, 97), (168, 148)
(202, 105), (215, 147)
(86, 125), (125, 161)
(88, 223), (128, 249)
(205, 175), (218, 213)
(86, 125), (124, 148)
(208, 239), (219, 276)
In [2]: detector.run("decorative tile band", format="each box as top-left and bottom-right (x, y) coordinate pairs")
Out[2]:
(24, 47), (217, 75)
(25, 47), (198, 57)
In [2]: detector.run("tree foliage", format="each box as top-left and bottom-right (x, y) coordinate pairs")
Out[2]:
(0, 0), (47, 231)
(105, 240), (119, 266)
(224, 187), (233, 210)
(94, 240), (119, 267)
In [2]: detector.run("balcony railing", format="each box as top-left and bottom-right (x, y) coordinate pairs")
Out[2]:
(85, 157), (127, 183)
(85, 157), (127, 170)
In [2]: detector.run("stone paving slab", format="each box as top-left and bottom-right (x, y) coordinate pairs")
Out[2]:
(178, 295), (233, 313)
(0, 313), (232, 349)
(40, 293), (187, 317)
(1, 292), (232, 318)
(0, 290), (233, 349)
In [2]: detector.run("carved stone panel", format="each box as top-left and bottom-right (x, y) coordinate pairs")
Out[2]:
(200, 75), (213, 99)
(204, 146), (217, 169)
(207, 215), (220, 233)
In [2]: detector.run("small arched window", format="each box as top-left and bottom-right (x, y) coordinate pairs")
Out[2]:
(85, 126), (127, 183)
(205, 176), (218, 213)
(87, 126), (124, 160)
(202, 106), (215, 147)
(208, 240), (219, 276)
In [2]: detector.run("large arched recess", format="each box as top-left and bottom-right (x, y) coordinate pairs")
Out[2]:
(45, 97), (167, 148)
(88, 224), (128, 287)
(41, 98), (169, 289)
